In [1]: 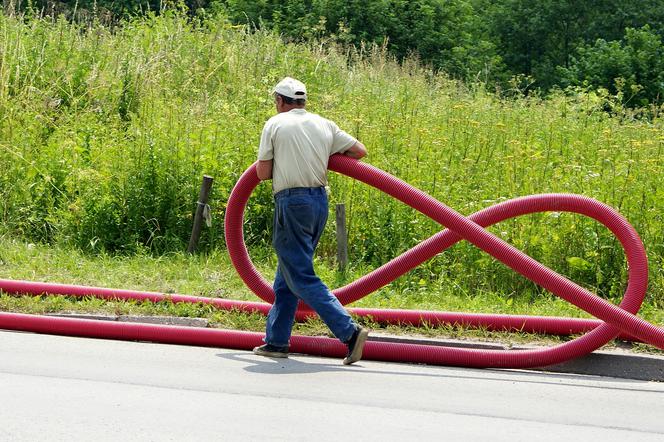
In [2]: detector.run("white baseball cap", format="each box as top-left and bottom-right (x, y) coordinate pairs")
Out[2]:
(273, 76), (307, 100)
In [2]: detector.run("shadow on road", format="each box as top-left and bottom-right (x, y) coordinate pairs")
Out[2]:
(217, 351), (390, 375)
(216, 351), (468, 378)
(215, 351), (664, 393)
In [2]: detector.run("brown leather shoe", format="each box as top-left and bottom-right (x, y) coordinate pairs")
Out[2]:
(343, 327), (369, 365)
(253, 344), (289, 358)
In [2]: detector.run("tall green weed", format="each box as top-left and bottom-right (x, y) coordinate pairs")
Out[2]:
(0, 12), (662, 306)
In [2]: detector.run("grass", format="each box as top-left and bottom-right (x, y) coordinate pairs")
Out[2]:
(0, 12), (662, 353)
(0, 237), (661, 353)
(0, 12), (663, 306)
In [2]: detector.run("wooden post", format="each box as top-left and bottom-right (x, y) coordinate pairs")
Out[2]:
(335, 203), (348, 271)
(187, 175), (214, 254)
(3, 0), (16, 17)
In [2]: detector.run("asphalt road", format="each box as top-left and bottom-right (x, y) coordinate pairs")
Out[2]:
(1, 330), (662, 441)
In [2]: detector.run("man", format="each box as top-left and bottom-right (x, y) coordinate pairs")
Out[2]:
(252, 76), (369, 365)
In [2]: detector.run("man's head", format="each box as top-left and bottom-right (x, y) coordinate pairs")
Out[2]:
(273, 77), (306, 113)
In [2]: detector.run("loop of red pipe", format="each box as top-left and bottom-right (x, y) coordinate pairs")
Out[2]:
(1, 155), (662, 369)
(224, 154), (664, 367)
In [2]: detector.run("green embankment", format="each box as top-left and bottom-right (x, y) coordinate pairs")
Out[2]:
(0, 13), (662, 331)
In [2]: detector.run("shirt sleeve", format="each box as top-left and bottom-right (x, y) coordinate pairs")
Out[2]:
(328, 120), (358, 155)
(257, 120), (274, 161)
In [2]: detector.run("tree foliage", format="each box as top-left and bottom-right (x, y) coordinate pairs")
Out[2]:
(480, 0), (664, 92)
(221, 0), (502, 80)
(6, 0), (664, 106)
(559, 26), (664, 107)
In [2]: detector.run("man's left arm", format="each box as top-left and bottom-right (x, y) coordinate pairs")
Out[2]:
(343, 141), (367, 159)
(329, 120), (367, 160)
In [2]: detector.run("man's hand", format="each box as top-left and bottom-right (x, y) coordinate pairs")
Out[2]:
(256, 160), (273, 180)
(344, 141), (367, 159)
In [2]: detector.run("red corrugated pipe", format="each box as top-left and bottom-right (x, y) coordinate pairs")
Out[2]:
(1, 155), (662, 368)
(0, 278), (639, 339)
(223, 154), (664, 367)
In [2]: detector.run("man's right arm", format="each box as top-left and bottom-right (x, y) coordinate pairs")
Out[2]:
(343, 141), (367, 159)
(256, 160), (273, 180)
(257, 120), (274, 180)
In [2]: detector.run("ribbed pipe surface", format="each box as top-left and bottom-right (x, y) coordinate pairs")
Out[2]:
(1, 155), (662, 368)
(223, 154), (664, 367)
(0, 278), (639, 340)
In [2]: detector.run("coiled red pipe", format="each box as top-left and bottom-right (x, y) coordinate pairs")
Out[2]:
(224, 154), (664, 367)
(1, 155), (662, 368)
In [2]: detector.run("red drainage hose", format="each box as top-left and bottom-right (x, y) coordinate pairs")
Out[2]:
(224, 154), (664, 367)
(0, 278), (639, 339)
(0, 311), (606, 368)
(1, 155), (662, 368)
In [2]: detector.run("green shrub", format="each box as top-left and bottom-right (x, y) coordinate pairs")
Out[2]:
(559, 26), (664, 108)
(0, 12), (662, 305)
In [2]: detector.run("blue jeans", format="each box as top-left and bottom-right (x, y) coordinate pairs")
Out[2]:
(265, 187), (357, 347)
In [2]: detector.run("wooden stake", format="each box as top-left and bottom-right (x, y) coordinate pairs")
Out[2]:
(187, 175), (214, 254)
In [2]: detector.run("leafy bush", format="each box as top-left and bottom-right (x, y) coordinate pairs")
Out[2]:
(6, 0), (664, 103)
(221, 0), (502, 82)
(0, 13), (663, 304)
(559, 26), (664, 108)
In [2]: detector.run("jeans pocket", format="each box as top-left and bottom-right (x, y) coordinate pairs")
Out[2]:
(286, 202), (316, 235)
